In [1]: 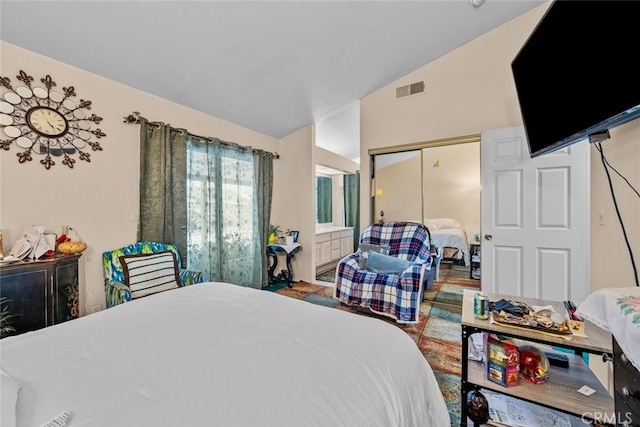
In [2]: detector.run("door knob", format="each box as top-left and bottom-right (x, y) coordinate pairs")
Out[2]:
(484, 234), (493, 240)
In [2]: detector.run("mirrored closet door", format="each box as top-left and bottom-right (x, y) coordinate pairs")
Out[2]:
(370, 135), (481, 268)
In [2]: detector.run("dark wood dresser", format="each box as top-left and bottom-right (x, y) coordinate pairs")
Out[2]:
(0, 254), (80, 337)
(614, 337), (640, 426)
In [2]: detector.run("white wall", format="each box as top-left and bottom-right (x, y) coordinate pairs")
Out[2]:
(360, 4), (549, 218)
(315, 146), (358, 175)
(0, 42), (282, 315)
(360, 1), (639, 292)
(315, 101), (360, 162)
(274, 125), (315, 282)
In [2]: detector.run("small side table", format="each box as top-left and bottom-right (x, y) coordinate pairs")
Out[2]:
(266, 243), (302, 287)
(469, 242), (480, 280)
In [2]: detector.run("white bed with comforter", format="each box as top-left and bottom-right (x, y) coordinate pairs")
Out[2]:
(0, 282), (450, 427)
(424, 218), (470, 267)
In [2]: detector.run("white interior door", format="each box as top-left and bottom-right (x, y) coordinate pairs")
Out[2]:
(480, 126), (590, 302)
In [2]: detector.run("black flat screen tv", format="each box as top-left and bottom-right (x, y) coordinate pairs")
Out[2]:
(511, 0), (640, 158)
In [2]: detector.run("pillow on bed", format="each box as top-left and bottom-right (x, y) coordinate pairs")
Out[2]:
(365, 251), (413, 275)
(433, 218), (462, 230)
(119, 251), (180, 299)
(1, 368), (20, 427)
(423, 220), (439, 231)
(356, 243), (390, 269)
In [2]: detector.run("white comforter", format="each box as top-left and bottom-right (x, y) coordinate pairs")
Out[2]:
(430, 228), (470, 266)
(0, 282), (450, 427)
(576, 286), (640, 372)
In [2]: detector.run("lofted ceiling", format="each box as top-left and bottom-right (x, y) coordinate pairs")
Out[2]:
(0, 0), (545, 161)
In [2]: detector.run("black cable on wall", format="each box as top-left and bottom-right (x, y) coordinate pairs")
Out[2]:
(596, 142), (639, 287)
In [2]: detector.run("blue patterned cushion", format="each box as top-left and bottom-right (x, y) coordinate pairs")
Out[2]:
(365, 251), (413, 275)
(119, 251), (180, 299)
(357, 243), (390, 269)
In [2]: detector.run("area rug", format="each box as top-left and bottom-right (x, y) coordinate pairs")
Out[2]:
(424, 262), (480, 306)
(267, 264), (480, 426)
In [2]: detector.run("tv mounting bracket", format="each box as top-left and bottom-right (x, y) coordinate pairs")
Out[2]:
(588, 130), (611, 144)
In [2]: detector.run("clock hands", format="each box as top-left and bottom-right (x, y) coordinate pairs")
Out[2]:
(44, 115), (63, 132)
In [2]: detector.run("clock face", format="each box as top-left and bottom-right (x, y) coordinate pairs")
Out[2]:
(27, 106), (68, 137)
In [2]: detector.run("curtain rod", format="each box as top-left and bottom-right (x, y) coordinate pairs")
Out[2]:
(123, 111), (279, 159)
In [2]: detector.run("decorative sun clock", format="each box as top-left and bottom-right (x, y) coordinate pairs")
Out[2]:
(0, 70), (106, 169)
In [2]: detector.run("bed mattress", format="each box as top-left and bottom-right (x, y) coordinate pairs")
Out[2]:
(0, 282), (450, 427)
(430, 228), (470, 266)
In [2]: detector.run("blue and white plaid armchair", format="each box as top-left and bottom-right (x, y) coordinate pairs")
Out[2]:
(334, 221), (434, 324)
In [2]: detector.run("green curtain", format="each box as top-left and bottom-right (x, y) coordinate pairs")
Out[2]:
(253, 150), (274, 289)
(137, 117), (273, 288)
(186, 137), (262, 288)
(316, 176), (332, 223)
(344, 171), (360, 249)
(138, 118), (188, 267)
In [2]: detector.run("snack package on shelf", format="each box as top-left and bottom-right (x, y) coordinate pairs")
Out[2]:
(484, 333), (520, 387)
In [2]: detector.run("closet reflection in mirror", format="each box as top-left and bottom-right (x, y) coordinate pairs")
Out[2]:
(371, 139), (480, 231)
(371, 136), (481, 267)
(373, 151), (422, 223)
(421, 143), (480, 241)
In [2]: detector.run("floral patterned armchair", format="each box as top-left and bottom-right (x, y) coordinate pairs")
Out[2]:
(334, 222), (434, 324)
(102, 241), (203, 308)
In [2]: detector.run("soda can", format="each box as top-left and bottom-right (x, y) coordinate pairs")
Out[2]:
(474, 292), (489, 320)
(473, 292), (481, 318)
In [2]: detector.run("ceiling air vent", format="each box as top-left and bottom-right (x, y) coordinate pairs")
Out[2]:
(396, 81), (425, 99)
